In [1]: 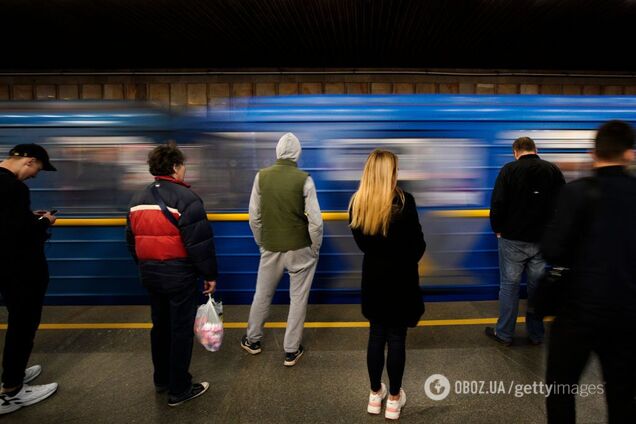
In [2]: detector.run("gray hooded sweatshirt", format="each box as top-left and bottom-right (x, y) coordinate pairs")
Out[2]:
(249, 133), (323, 254)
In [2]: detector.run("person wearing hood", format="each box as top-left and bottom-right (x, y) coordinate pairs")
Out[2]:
(240, 133), (323, 367)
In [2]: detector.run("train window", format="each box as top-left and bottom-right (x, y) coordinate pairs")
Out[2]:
(319, 137), (487, 208)
(26, 136), (157, 215)
(496, 130), (596, 182)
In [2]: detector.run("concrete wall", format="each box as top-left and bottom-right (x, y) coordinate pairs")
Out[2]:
(1, 70), (635, 109)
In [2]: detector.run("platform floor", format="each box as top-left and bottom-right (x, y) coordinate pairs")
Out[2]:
(0, 301), (607, 423)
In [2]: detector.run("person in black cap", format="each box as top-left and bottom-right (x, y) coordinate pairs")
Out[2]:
(0, 144), (58, 415)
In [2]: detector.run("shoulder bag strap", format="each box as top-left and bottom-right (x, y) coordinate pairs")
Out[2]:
(151, 184), (180, 229)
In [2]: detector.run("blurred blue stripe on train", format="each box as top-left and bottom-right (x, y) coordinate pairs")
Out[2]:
(2, 95), (636, 305)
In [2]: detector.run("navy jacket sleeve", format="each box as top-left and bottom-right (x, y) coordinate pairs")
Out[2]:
(489, 168), (507, 234)
(125, 214), (138, 264)
(178, 197), (218, 281)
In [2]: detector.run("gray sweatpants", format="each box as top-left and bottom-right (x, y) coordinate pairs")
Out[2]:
(246, 246), (318, 353)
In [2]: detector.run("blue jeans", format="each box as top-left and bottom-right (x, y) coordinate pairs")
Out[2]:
(496, 237), (545, 343)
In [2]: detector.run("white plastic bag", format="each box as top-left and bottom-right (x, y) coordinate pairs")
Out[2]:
(194, 295), (224, 352)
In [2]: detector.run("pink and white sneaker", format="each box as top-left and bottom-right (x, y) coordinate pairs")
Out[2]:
(367, 382), (387, 414)
(385, 388), (406, 420)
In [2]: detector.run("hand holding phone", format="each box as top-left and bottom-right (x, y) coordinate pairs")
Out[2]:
(38, 210), (57, 224)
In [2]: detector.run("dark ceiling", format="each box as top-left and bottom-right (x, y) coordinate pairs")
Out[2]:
(2, 0), (636, 71)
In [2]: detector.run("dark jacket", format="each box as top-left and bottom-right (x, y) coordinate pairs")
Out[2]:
(541, 166), (636, 322)
(0, 167), (51, 275)
(126, 176), (218, 293)
(490, 154), (565, 242)
(350, 190), (426, 327)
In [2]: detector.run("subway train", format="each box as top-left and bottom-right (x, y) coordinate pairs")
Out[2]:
(1, 95), (636, 305)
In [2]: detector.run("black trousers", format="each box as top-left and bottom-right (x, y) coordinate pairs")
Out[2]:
(0, 267), (48, 388)
(148, 281), (199, 397)
(546, 313), (636, 424)
(367, 322), (407, 396)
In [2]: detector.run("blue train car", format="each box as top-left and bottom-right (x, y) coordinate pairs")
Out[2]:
(1, 96), (635, 304)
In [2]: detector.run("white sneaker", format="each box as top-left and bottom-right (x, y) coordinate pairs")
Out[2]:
(385, 388), (406, 420)
(23, 365), (42, 384)
(367, 382), (387, 414)
(0, 382), (58, 415)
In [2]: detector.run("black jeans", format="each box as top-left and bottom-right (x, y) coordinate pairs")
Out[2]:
(0, 267), (48, 388)
(148, 281), (199, 397)
(367, 322), (407, 396)
(546, 313), (636, 424)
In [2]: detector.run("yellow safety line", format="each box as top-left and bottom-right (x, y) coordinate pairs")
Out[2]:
(430, 209), (490, 218)
(53, 210), (487, 226)
(0, 317), (552, 330)
(54, 218), (127, 226)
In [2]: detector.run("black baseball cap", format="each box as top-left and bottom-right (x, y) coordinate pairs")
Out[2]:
(9, 144), (56, 171)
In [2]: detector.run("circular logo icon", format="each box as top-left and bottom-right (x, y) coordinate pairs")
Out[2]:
(424, 374), (451, 401)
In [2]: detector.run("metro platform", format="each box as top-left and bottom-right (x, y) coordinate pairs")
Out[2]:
(0, 301), (607, 423)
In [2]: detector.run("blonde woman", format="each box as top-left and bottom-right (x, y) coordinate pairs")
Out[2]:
(349, 149), (426, 420)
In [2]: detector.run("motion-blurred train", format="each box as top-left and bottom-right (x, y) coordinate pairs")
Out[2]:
(2, 95), (635, 304)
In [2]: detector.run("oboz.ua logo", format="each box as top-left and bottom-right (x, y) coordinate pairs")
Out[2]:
(424, 374), (451, 401)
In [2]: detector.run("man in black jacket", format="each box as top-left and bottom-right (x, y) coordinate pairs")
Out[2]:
(126, 143), (218, 407)
(486, 137), (565, 346)
(542, 121), (636, 423)
(0, 144), (59, 415)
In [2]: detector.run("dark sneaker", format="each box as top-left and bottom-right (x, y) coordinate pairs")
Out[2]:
(485, 327), (512, 347)
(240, 335), (262, 355)
(527, 337), (543, 346)
(167, 382), (209, 407)
(284, 345), (304, 367)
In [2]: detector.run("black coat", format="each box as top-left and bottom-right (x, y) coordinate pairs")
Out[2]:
(0, 167), (51, 276)
(541, 166), (636, 322)
(490, 154), (565, 242)
(351, 190), (426, 327)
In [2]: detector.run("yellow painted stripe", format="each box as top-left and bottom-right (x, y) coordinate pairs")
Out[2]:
(54, 218), (127, 226)
(321, 212), (349, 221)
(430, 209), (490, 218)
(206, 213), (248, 221)
(52, 212), (349, 226)
(205, 213), (348, 222)
(0, 317), (553, 330)
(52, 210), (489, 226)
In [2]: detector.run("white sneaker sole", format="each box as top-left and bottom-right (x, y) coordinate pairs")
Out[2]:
(0, 403), (21, 415)
(21, 383), (58, 407)
(0, 383), (57, 415)
(385, 410), (402, 420)
(283, 350), (304, 367)
(240, 343), (261, 355)
(23, 365), (42, 384)
(367, 404), (382, 414)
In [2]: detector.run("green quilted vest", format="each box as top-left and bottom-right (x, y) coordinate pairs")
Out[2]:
(259, 159), (312, 252)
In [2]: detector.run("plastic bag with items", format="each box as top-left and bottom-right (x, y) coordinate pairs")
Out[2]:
(194, 295), (224, 352)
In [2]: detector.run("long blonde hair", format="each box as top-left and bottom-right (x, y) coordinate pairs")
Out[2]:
(349, 149), (404, 236)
